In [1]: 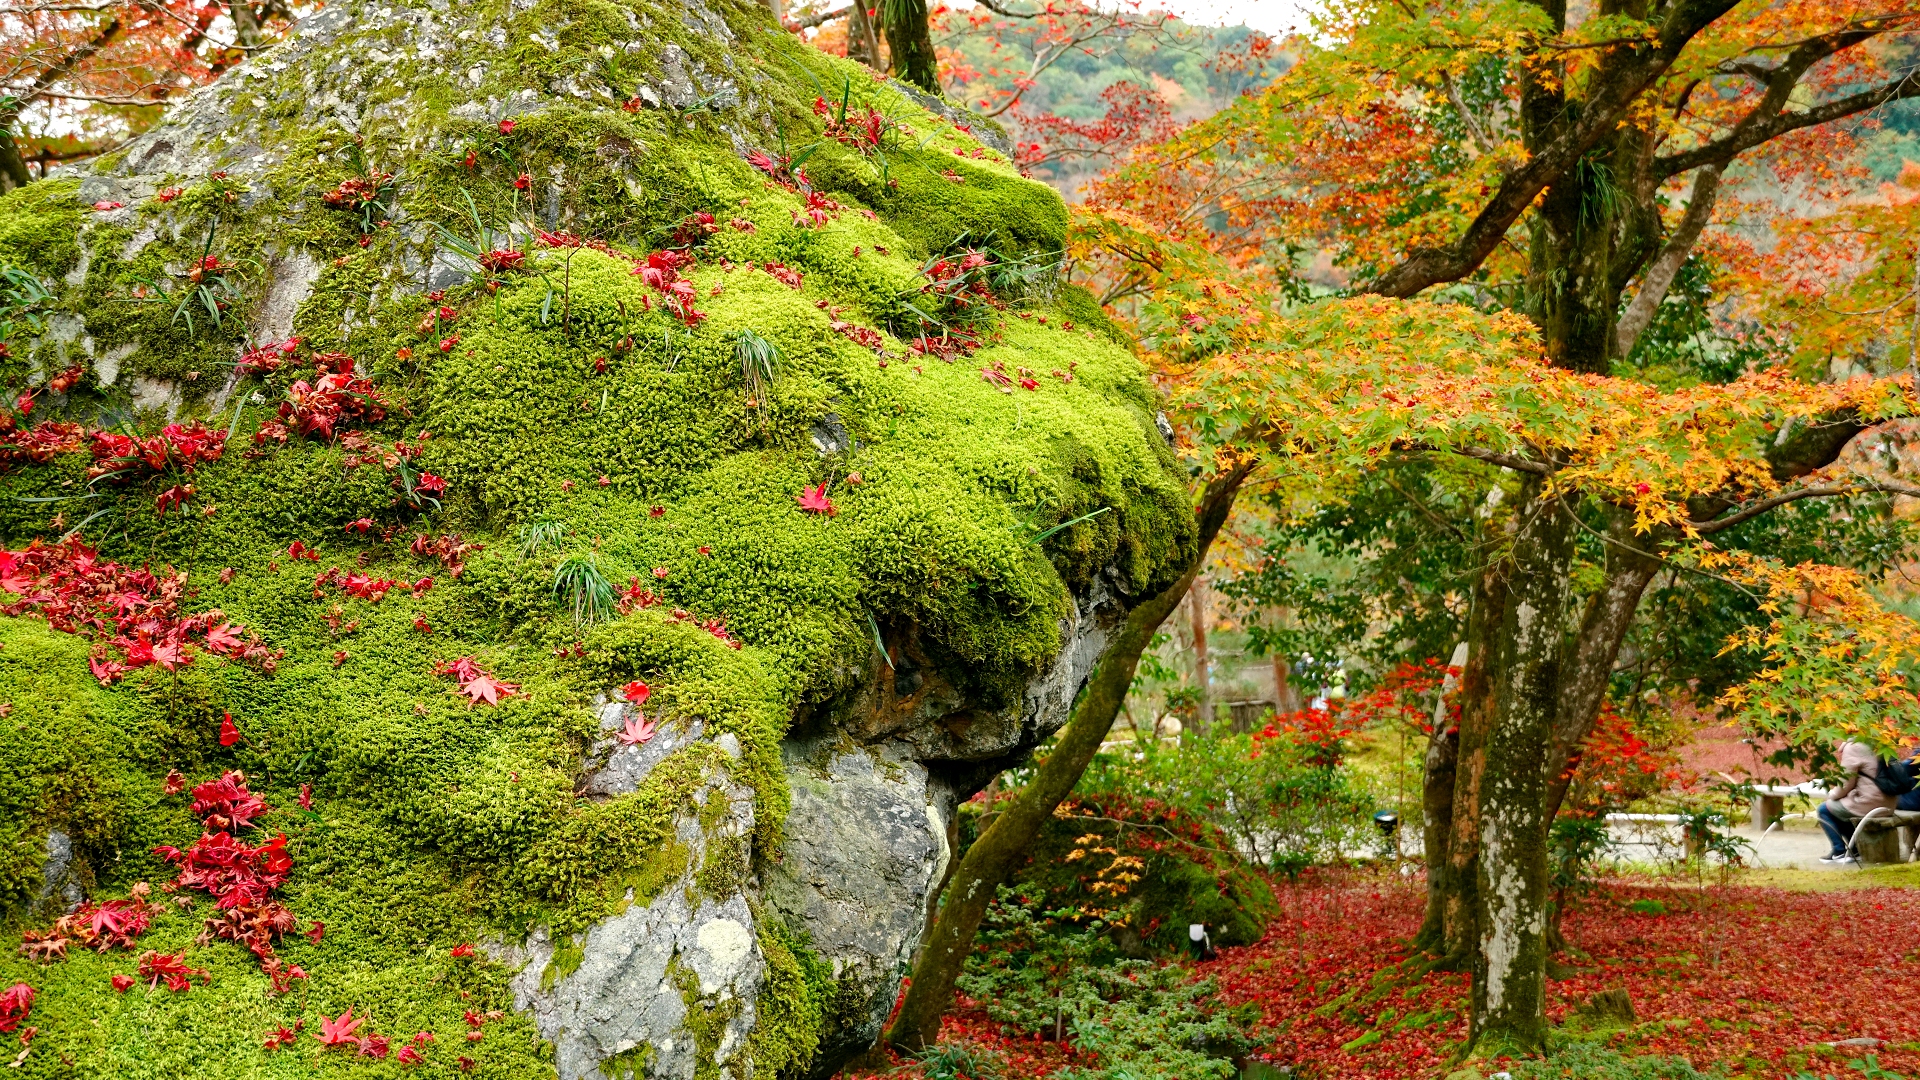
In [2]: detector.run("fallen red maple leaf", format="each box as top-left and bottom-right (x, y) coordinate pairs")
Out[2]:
(616, 715), (658, 746)
(136, 950), (205, 992)
(459, 673), (518, 706)
(622, 680), (650, 705)
(218, 712), (241, 747)
(797, 483), (836, 515)
(0, 984), (29, 1034)
(314, 1008), (363, 1048)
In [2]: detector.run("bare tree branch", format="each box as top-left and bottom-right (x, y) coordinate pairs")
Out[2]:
(1656, 27), (1916, 178)
(1441, 70), (1495, 156)
(1452, 446), (1553, 475)
(1687, 482), (1920, 534)
(786, 5), (851, 29)
(1615, 164), (1721, 358)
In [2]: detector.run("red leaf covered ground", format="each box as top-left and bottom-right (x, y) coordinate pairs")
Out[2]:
(924, 870), (1920, 1079)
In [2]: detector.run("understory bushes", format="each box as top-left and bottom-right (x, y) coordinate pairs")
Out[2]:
(937, 721), (1378, 1078)
(955, 884), (1261, 1080)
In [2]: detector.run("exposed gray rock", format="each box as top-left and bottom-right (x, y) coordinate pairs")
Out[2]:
(765, 743), (951, 1079)
(507, 762), (761, 1080)
(30, 830), (85, 920)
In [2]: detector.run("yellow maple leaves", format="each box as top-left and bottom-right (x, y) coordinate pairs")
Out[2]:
(1704, 550), (1920, 752)
(1168, 294), (1917, 534)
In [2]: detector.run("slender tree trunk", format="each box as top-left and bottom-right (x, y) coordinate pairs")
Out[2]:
(1189, 577), (1211, 734)
(1468, 477), (1574, 1058)
(886, 467), (1249, 1052)
(1414, 700), (1458, 950)
(1543, 509), (1666, 819)
(229, 0), (264, 47)
(1412, 640), (1470, 951)
(0, 130), (30, 192)
(1443, 564), (1505, 963)
(847, 2), (883, 70)
(882, 0), (940, 95)
(1274, 656), (1297, 713)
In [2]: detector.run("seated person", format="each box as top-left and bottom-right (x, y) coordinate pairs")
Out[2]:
(1819, 740), (1897, 863)
(1900, 748), (1920, 813)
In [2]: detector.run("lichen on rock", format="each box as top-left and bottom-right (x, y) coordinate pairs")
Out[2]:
(0, 0), (1194, 1075)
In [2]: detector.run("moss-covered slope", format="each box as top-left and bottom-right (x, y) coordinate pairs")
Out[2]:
(0, 0), (1195, 1075)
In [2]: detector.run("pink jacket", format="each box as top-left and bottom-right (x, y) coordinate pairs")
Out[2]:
(1829, 741), (1897, 818)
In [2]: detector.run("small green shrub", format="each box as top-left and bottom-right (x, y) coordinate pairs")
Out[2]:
(1508, 1041), (1718, 1079)
(957, 885), (1258, 1080)
(905, 1040), (1003, 1080)
(962, 781), (1277, 953)
(1087, 730), (1374, 875)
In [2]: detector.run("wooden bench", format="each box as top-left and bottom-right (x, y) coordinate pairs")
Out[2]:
(1749, 782), (1828, 830)
(1854, 809), (1920, 864)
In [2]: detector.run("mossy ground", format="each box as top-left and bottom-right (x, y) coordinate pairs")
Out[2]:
(0, 0), (1192, 1074)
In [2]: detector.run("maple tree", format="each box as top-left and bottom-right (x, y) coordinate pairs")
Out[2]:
(0, 0), (303, 187)
(1042, 0), (1920, 1058)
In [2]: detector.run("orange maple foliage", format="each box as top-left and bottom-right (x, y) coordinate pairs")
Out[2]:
(0, 0), (303, 179)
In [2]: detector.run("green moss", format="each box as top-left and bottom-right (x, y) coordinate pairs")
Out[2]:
(694, 834), (748, 901)
(542, 936), (586, 990)
(0, 0), (1194, 1070)
(0, 181), (83, 281)
(749, 919), (836, 1080)
(671, 958), (741, 1080)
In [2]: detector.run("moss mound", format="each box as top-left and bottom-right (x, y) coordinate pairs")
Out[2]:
(0, 0), (1194, 1074)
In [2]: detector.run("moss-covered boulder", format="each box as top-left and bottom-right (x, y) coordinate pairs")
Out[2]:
(0, 0), (1194, 1077)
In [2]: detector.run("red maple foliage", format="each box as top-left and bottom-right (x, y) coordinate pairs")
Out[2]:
(40, 884), (163, 956)
(797, 483), (836, 516)
(135, 950), (206, 993)
(433, 656), (520, 706)
(86, 421), (227, 483)
(258, 371), (389, 444)
(410, 533), (481, 578)
(0, 984), (31, 1033)
(0, 537), (281, 684)
(631, 250), (708, 327)
(920, 871), (1920, 1080)
(152, 770), (308, 992)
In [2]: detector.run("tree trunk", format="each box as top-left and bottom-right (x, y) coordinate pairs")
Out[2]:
(882, 0), (940, 95)
(847, 2), (883, 70)
(885, 467), (1249, 1052)
(1442, 564), (1505, 963)
(1413, 641), (1469, 951)
(229, 1), (264, 47)
(0, 129), (30, 192)
(1272, 620), (1299, 714)
(1543, 509), (1666, 819)
(1189, 577), (1211, 734)
(1468, 477), (1574, 1058)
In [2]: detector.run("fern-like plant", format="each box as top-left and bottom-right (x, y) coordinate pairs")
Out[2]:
(517, 519), (568, 558)
(553, 554), (616, 627)
(733, 327), (781, 406)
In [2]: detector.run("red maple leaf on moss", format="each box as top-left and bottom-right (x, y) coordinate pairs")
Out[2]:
(460, 672), (518, 706)
(314, 1009), (363, 1048)
(0, 984), (31, 1033)
(797, 483), (836, 515)
(218, 712), (241, 747)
